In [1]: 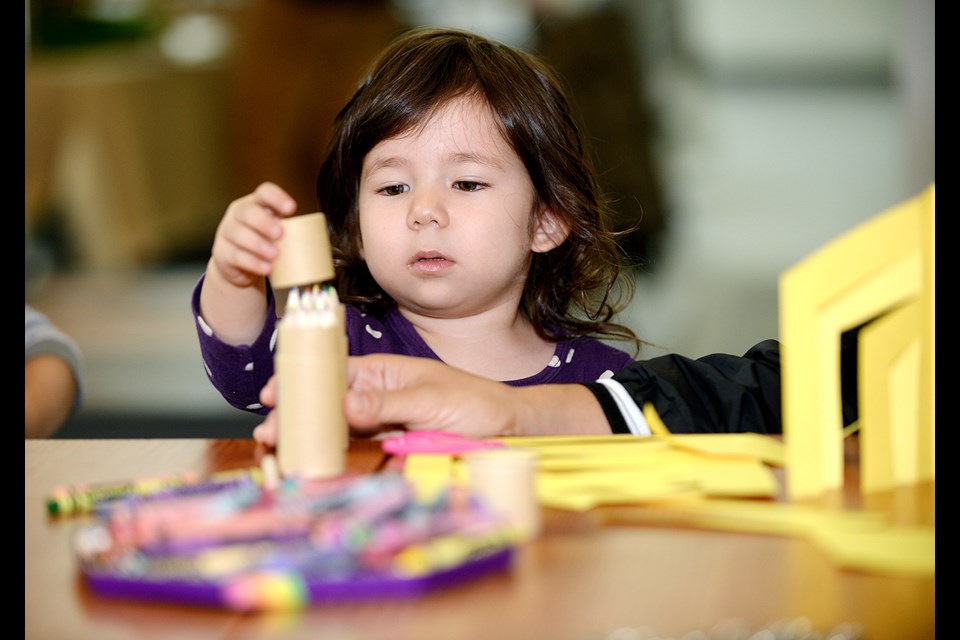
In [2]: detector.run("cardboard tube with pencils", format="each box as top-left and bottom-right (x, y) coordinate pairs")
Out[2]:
(273, 213), (347, 479)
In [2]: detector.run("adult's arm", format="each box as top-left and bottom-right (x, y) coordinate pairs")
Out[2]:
(583, 340), (782, 435)
(253, 354), (612, 444)
(254, 343), (786, 444)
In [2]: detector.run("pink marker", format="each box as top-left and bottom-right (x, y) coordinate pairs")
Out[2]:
(381, 431), (505, 455)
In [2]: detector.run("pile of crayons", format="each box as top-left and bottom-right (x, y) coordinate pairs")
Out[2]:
(60, 468), (516, 611)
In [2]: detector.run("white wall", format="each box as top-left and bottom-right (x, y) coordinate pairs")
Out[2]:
(618, 0), (934, 358)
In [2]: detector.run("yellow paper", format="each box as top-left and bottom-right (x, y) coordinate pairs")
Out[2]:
(603, 500), (856, 537)
(860, 300), (922, 492)
(533, 443), (706, 470)
(523, 438), (672, 466)
(500, 427), (785, 466)
(538, 471), (702, 511)
(534, 456), (777, 511)
(677, 434), (784, 466)
(493, 434), (641, 447)
(601, 500), (933, 577)
(490, 418), (782, 510)
(807, 520), (935, 577)
(692, 460), (780, 497)
(779, 183), (935, 499)
(403, 454), (455, 501)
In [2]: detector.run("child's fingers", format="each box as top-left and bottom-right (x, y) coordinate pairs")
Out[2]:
(226, 197), (284, 242)
(212, 202), (285, 281)
(210, 224), (276, 284)
(252, 413), (278, 446)
(224, 218), (281, 263)
(259, 375), (277, 407)
(222, 182), (296, 244)
(252, 377), (278, 445)
(216, 245), (275, 280)
(251, 182), (298, 217)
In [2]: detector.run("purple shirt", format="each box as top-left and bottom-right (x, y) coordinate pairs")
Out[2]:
(192, 276), (635, 414)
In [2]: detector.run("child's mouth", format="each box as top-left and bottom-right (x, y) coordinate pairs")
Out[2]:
(411, 252), (454, 273)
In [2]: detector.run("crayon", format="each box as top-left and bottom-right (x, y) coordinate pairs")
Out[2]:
(391, 526), (517, 578)
(260, 454), (281, 491)
(93, 475), (261, 518)
(46, 467), (263, 517)
(105, 480), (347, 553)
(222, 570), (309, 612)
(76, 527), (356, 584)
(106, 479), (266, 551)
(359, 488), (490, 561)
(321, 473), (411, 521)
(103, 473), (412, 553)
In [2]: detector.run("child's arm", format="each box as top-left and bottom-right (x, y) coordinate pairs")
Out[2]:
(25, 354), (79, 438)
(25, 304), (84, 438)
(198, 183), (298, 346)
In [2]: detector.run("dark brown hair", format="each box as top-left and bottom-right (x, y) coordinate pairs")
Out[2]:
(317, 27), (641, 353)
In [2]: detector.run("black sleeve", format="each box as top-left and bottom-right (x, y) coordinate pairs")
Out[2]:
(583, 339), (783, 434)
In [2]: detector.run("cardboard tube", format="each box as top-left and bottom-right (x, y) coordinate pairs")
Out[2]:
(276, 316), (347, 479)
(466, 449), (541, 541)
(272, 212), (336, 289)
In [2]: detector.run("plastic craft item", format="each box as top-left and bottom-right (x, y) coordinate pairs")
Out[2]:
(73, 472), (516, 611)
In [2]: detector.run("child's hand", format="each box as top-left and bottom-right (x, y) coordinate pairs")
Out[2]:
(210, 182), (298, 289)
(252, 374), (279, 446)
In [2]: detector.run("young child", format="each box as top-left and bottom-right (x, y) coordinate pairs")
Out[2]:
(192, 27), (642, 416)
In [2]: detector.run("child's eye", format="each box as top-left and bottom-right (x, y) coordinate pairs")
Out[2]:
(454, 181), (485, 192)
(379, 184), (409, 196)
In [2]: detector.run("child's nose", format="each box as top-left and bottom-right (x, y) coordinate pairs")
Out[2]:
(407, 191), (449, 229)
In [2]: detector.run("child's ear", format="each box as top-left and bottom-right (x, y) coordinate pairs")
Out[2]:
(531, 208), (571, 254)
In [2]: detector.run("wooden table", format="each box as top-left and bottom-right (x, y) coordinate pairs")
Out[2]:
(25, 438), (934, 640)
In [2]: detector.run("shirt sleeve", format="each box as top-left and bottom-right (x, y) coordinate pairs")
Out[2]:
(594, 378), (651, 435)
(191, 275), (277, 415)
(25, 304), (85, 416)
(582, 340), (783, 434)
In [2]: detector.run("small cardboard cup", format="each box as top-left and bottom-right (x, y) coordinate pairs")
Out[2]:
(271, 212), (336, 289)
(466, 449), (541, 541)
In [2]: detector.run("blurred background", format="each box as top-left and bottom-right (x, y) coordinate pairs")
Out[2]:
(24, 0), (934, 437)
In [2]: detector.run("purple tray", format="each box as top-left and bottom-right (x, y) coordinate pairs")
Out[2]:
(83, 547), (514, 610)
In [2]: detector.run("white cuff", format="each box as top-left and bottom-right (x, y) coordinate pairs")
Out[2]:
(596, 378), (651, 436)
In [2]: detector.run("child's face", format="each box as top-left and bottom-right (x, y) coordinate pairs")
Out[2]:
(358, 94), (551, 320)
